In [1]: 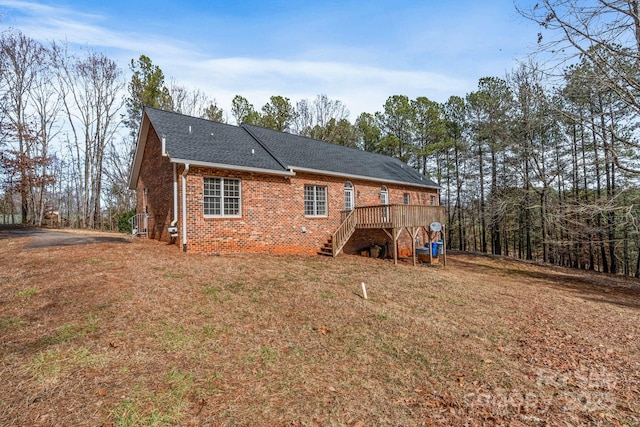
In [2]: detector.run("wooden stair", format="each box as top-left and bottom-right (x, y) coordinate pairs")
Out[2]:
(317, 238), (334, 256)
(317, 205), (446, 259)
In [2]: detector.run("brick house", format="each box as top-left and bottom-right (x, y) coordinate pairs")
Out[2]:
(128, 108), (445, 263)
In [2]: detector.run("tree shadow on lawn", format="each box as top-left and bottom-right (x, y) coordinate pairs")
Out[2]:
(451, 253), (640, 311)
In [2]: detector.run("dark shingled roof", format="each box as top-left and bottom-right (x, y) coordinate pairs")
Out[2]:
(145, 108), (286, 172)
(142, 107), (439, 188)
(242, 124), (437, 187)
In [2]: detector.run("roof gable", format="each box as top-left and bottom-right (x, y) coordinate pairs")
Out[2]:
(145, 108), (287, 172)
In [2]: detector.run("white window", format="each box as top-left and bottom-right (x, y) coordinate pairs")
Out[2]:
(344, 182), (354, 211)
(430, 195), (436, 206)
(403, 193), (410, 205)
(304, 185), (327, 216)
(204, 177), (241, 217)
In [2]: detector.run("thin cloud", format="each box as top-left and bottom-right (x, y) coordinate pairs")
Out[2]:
(197, 57), (464, 87)
(0, 0), (191, 58)
(0, 0), (101, 20)
(178, 57), (471, 118)
(0, 0), (501, 117)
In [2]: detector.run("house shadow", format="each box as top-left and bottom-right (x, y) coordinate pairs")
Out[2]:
(450, 252), (640, 311)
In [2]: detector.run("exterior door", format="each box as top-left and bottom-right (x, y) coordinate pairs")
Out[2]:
(344, 182), (354, 212)
(380, 186), (389, 220)
(380, 186), (388, 205)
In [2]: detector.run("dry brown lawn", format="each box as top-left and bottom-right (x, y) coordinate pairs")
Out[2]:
(1, 231), (639, 426)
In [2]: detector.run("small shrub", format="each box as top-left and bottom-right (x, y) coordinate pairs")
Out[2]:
(116, 208), (136, 233)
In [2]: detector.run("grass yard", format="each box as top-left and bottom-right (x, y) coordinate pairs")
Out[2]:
(1, 232), (639, 426)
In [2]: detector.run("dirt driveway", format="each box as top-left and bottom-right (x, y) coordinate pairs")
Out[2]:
(0, 224), (132, 248)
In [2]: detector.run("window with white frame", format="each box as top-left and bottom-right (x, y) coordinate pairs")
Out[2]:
(304, 185), (327, 216)
(204, 177), (241, 217)
(403, 193), (410, 205)
(430, 195), (436, 206)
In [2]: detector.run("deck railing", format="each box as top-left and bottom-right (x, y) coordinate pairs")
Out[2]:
(331, 205), (446, 256)
(130, 213), (148, 237)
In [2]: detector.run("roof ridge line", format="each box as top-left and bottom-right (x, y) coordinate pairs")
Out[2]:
(240, 124), (290, 171)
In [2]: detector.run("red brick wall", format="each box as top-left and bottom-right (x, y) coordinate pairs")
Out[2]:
(136, 128), (174, 241)
(136, 127), (440, 255)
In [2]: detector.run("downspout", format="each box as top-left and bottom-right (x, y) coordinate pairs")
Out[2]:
(181, 163), (190, 252)
(166, 140), (179, 238)
(171, 163), (178, 227)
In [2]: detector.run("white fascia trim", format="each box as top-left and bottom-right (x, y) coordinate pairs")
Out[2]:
(169, 158), (295, 177)
(128, 115), (151, 189)
(291, 166), (440, 190)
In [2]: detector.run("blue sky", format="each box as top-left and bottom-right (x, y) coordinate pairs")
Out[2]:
(0, 0), (540, 121)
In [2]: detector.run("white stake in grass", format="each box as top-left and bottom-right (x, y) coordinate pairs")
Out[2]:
(361, 282), (368, 300)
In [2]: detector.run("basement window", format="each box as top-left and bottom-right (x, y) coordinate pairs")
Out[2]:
(204, 177), (241, 217)
(304, 185), (327, 217)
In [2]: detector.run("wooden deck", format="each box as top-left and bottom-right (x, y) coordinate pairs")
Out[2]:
(329, 204), (446, 265)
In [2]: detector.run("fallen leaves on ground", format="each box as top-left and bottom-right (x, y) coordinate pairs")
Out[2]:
(1, 234), (639, 426)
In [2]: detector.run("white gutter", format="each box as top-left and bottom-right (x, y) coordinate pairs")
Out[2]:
(170, 158), (295, 177)
(290, 166), (440, 189)
(171, 163), (178, 226)
(181, 163), (190, 252)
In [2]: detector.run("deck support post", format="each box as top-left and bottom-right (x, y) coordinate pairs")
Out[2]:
(442, 224), (447, 267)
(392, 228), (403, 265)
(382, 228), (393, 263)
(409, 227), (420, 267)
(392, 228), (398, 265)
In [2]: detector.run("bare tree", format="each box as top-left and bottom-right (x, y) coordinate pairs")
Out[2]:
(54, 45), (124, 228)
(295, 94), (351, 139)
(103, 138), (135, 229)
(166, 80), (226, 122)
(29, 47), (63, 226)
(517, 0), (640, 174)
(0, 30), (46, 223)
(168, 80), (206, 116)
(293, 99), (313, 135)
(312, 94), (349, 129)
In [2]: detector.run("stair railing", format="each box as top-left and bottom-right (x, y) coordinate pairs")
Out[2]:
(130, 213), (148, 237)
(331, 209), (357, 256)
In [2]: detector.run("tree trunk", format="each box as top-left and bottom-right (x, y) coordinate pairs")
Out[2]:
(454, 144), (464, 251)
(490, 146), (501, 255)
(478, 144), (487, 253)
(635, 243), (640, 278)
(590, 112), (608, 272)
(541, 189), (548, 263)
